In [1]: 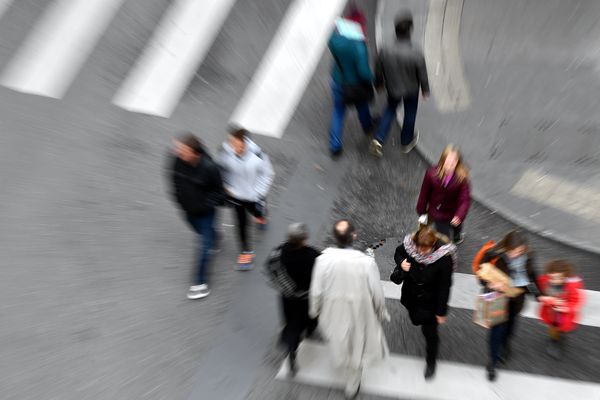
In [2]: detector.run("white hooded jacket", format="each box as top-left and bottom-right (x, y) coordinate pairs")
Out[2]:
(217, 138), (274, 202)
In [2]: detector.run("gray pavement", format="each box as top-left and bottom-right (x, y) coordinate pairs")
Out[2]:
(378, 0), (600, 253)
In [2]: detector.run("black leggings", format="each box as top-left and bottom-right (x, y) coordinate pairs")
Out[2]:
(231, 199), (262, 251)
(421, 321), (439, 364)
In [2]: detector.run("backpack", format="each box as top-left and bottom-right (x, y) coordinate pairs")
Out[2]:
(262, 244), (307, 299)
(472, 240), (498, 274)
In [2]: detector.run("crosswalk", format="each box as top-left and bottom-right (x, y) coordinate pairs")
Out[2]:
(0, 0), (342, 134)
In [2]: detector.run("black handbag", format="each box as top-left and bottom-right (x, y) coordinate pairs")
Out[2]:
(332, 53), (374, 105)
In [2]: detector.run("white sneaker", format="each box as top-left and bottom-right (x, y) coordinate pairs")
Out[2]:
(187, 284), (210, 300)
(369, 139), (383, 157)
(401, 131), (420, 153)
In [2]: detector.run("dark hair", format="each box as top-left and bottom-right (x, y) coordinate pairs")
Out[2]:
(229, 127), (249, 141)
(287, 223), (309, 249)
(395, 15), (413, 39)
(178, 133), (203, 154)
(413, 226), (438, 248)
(333, 219), (355, 247)
(500, 230), (528, 251)
(545, 260), (575, 278)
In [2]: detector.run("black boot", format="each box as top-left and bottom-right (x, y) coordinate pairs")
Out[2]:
(288, 351), (298, 377)
(486, 363), (497, 381)
(424, 361), (436, 380)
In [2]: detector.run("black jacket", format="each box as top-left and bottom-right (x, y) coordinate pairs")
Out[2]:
(481, 247), (540, 296)
(169, 153), (224, 216)
(281, 243), (320, 292)
(390, 244), (453, 318)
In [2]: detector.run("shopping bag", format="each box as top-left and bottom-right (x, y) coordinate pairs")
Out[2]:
(473, 292), (508, 328)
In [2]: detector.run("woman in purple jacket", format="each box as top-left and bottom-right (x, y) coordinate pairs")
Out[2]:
(416, 145), (471, 244)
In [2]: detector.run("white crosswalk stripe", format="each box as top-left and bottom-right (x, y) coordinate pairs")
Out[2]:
(229, 0), (347, 138)
(382, 273), (600, 328)
(0, 0), (125, 98)
(277, 340), (600, 400)
(112, 0), (237, 118)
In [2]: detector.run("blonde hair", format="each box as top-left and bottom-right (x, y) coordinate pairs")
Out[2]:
(436, 145), (469, 183)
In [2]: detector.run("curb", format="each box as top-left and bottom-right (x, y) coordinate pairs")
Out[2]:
(375, 0), (600, 256)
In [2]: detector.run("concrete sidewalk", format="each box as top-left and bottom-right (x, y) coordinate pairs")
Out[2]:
(377, 0), (600, 254)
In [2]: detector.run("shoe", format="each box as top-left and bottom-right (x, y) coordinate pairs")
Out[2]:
(454, 232), (465, 245)
(236, 251), (255, 270)
(424, 362), (436, 380)
(288, 352), (298, 377)
(330, 148), (343, 158)
(187, 284), (210, 300)
(369, 139), (383, 157)
(255, 216), (268, 230)
(486, 364), (497, 381)
(401, 131), (420, 153)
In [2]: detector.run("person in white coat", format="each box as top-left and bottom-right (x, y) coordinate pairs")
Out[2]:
(217, 128), (274, 269)
(309, 220), (390, 399)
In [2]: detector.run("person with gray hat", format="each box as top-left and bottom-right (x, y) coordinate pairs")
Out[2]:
(370, 10), (430, 157)
(264, 223), (320, 376)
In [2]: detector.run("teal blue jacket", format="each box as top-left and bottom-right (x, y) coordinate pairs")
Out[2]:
(328, 32), (374, 85)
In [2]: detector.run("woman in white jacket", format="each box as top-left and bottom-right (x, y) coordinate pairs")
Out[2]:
(217, 128), (274, 268)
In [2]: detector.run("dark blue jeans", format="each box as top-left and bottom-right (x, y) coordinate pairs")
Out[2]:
(329, 80), (374, 152)
(374, 95), (419, 145)
(489, 321), (508, 366)
(186, 211), (216, 285)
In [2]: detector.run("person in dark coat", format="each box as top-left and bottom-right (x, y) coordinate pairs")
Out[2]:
(416, 145), (471, 244)
(169, 133), (224, 300)
(390, 227), (456, 380)
(279, 223), (320, 376)
(480, 230), (541, 381)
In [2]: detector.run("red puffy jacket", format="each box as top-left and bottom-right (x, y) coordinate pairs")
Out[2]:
(538, 275), (585, 332)
(416, 167), (471, 222)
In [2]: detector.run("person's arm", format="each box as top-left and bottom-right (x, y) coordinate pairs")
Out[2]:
(416, 170), (433, 215)
(417, 52), (430, 96)
(374, 51), (385, 89)
(368, 259), (390, 322)
(454, 179), (471, 222)
(254, 154), (275, 199)
(356, 42), (374, 82)
(525, 252), (542, 298)
(391, 245), (408, 284)
(435, 256), (454, 317)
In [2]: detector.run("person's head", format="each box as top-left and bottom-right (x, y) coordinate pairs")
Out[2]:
(174, 133), (203, 164)
(333, 219), (356, 247)
(412, 226), (438, 255)
(395, 11), (413, 40)
(545, 260), (575, 285)
(228, 128), (248, 156)
(436, 144), (469, 183)
(500, 230), (529, 259)
(287, 223), (309, 249)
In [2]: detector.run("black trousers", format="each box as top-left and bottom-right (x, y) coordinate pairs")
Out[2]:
(230, 198), (262, 252)
(433, 220), (463, 242)
(489, 292), (526, 365)
(421, 321), (439, 365)
(280, 296), (318, 353)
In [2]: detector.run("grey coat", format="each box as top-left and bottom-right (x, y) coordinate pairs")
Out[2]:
(376, 39), (430, 99)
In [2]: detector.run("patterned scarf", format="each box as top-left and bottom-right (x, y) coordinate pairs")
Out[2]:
(403, 234), (458, 271)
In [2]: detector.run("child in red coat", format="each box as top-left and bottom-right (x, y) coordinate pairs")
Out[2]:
(537, 260), (585, 359)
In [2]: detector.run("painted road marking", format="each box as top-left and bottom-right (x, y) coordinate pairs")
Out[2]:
(229, 0), (347, 138)
(277, 340), (600, 400)
(0, 0), (125, 98)
(382, 273), (600, 328)
(112, 0), (237, 117)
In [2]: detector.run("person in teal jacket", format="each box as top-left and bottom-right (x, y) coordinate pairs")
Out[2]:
(328, 18), (377, 157)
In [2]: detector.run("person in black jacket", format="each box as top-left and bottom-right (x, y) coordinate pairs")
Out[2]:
(169, 133), (224, 300)
(279, 223), (320, 376)
(390, 226), (456, 380)
(480, 230), (540, 381)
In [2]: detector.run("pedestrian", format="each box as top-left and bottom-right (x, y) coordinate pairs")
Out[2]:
(390, 226), (456, 380)
(370, 10), (430, 157)
(327, 14), (377, 157)
(168, 133), (225, 300)
(479, 230), (541, 381)
(537, 260), (585, 359)
(267, 223), (321, 376)
(309, 220), (389, 399)
(217, 128), (274, 270)
(416, 145), (471, 244)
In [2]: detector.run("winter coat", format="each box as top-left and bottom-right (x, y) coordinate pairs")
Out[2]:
(217, 138), (274, 202)
(390, 235), (456, 325)
(309, 248), (389, 370)
(375, 38), (430, 99)
(416, 166), (471, 223)
(329, 32), (373, 86)
(281, 243), (320, 292)
(169, 153), (224, 216)
(538, 275), (585, 332)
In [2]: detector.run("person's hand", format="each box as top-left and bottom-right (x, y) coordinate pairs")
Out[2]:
(436, 315), (447, 324)
(553, 306), (569, 313)
(451, 216), (462, 227)
(489, 282), (507, 293)
(538, 296), (553, 303)
(422, 92), (430, 101)
(400, 259), (411, 272)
